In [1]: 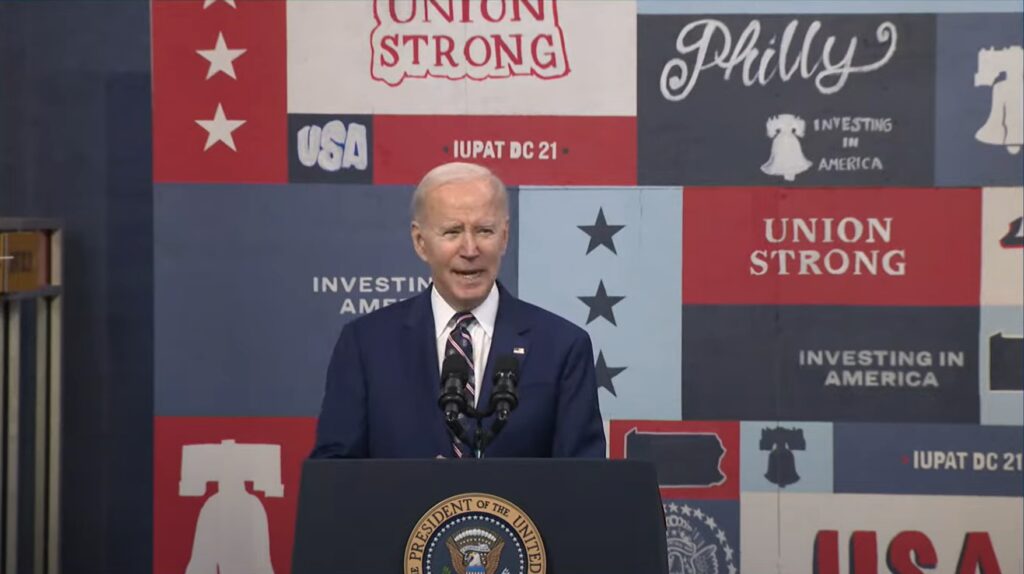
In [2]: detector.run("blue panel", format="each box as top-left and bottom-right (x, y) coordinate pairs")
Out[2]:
(638, 14), (936, 186)
(681, 305), (981, 423)
(741, 421), (834, 492)
(287, 114), (374, 184)
(518, 187), (682, 420)
(834, 422), (1023, 496)
(155, 183), (520, 416)
(935, 14), (1024, 186)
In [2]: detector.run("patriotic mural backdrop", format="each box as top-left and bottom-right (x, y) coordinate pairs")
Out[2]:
(150, 1), (1024, 572)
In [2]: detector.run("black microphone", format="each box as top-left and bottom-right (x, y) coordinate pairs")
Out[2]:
(439, 355), (470, 423)
(490, 356), (519, 422)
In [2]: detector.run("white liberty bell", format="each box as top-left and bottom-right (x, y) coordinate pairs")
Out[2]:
(975, 45), (1023, 154)
(179, 439), (284, 574)
(761, 114), (813, 181)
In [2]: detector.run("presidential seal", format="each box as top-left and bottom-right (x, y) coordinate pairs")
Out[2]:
(664, 502), (737, 574)
(405, 493), (546, 574)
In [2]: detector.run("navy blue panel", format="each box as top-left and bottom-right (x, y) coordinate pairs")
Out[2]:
(154, 183), (519, 416)
(835, 423), (1023, 496)
(681, 305), (980, 423)
(638, 14), (936, 186)
(989, 333), (1023, 391)
(103, 72), (155, 572)
(288, 114), (374, 184)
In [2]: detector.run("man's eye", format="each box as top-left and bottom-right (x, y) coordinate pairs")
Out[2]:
(443, 229), (459, 237)
(478, 228), (494, 235)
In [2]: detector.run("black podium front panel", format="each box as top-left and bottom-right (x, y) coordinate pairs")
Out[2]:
(293, 459), (668, 574)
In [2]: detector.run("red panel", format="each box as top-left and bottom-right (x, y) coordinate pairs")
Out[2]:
(153, 416), (315, 574)
(373, 115), (636, 185)
(152, 0), (287, 183)
(608, 420), (740, 500)
(682, 187), (982, 306)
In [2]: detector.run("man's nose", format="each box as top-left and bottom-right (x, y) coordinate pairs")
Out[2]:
(459, 233), (480, 257)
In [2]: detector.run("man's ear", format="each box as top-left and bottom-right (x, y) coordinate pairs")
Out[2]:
(499, 217), (510, 255)
(411, 222), (429, 262)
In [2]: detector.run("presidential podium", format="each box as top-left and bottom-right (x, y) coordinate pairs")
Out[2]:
(292, 459), (669, 573)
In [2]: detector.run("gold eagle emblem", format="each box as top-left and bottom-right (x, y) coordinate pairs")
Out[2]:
(445, 529), (505, 574)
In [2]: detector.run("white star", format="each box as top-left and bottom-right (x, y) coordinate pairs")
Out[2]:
(728, 565), (737, 574)
(716, 530), (727, 544)
(203, 0), (236, 8)
(681, 505), (692, 516)
(694, 508), (705, 520)
(196, 32), (246, 80)
(704, 515), (718, 530)
(724, 545), (734, 561)
(195, 103), (246, 151)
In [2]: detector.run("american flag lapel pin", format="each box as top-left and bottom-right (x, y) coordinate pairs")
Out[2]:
(513, 346), (526, 356)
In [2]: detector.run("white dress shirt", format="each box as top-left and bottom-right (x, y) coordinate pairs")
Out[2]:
(431, 283), (499, 407)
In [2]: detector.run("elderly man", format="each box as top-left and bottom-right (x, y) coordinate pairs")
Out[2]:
(311, 162), (605, 458)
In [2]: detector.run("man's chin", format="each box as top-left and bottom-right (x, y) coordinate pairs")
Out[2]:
(446, 283), (493, 309)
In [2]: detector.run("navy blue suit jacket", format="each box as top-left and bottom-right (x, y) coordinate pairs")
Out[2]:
(311, 284), (606, 458)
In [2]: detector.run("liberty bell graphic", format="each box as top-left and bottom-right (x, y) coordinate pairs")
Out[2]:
(761, 114), (813, 181)
(179, 439), (284, 574)
(759, 427), (805, 488)
(1001, 216), (1024, 248)
(975, 45), (1023, 154)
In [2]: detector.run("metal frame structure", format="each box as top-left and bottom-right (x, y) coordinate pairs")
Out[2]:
(1, 218), (62, 574)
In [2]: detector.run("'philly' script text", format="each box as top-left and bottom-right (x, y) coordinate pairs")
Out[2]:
(659, 19), (898, 101)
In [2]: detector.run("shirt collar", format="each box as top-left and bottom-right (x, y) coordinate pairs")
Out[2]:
(431, 283), (499, 340)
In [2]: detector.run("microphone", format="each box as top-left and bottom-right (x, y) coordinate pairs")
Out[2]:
(489, 356), (519, 422)
(438, 355), (470, 423)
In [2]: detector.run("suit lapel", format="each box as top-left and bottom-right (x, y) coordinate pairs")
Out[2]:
(403, 288), (449, 452)
(479, 285), (531, 413)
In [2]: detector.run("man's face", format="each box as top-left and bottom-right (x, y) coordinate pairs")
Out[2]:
(411, 177), (509, 311)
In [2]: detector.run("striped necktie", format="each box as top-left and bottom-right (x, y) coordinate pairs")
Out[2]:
(446, 311), (475, 457)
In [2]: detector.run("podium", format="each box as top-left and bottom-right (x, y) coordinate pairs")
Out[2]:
(293, 459), (669, 573)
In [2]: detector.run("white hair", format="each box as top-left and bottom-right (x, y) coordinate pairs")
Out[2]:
(410, 162), (508, 222)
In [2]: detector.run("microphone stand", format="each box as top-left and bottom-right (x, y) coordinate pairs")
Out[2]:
(440, 401), (499, 457)
(474, 365), (518, 457)
(440, 363), (518, 458)
(456, 403), (495, 459)
(463, 400), (515, 458)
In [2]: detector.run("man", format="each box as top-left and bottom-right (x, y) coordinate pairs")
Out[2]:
(311, 162), (605, 458)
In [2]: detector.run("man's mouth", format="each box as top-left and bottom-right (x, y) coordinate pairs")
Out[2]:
(453, 269), (484, 280)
